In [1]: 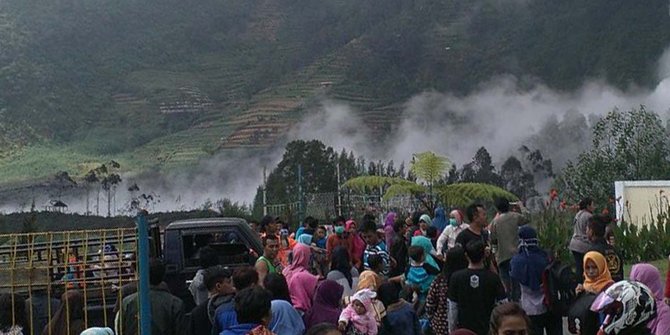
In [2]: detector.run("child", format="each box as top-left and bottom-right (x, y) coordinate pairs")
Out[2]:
(378, 282), (421, 335)
(339, 289), (379, 335)
(405, 246), (438, 302)
(314, 226), (328, 249)
(405, 246), (438, 317)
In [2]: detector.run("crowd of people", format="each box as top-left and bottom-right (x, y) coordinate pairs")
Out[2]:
(0, 197), (669, 335)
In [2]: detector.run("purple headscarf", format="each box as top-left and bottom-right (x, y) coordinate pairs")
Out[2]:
(384, 212), (397, 248)
(303, 280), (344, 329)
(630, 263), (670, 335)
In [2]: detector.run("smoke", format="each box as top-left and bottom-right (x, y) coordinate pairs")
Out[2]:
(4, 52), (670, 215)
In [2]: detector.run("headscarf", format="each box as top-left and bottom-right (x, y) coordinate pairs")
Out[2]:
(340, 289), (378, 334)
(347, 220), (366, 264)
(282, 243), (311, 284)
(330, 246), (353, 287)
(268, 299), (305, 335)
(304, 280), (344, 329)
(352, 289), (376, 315)
(345, 220), (357, 231)
(297, 233), (313, 246)
(449, 209), (463, 226)
(510, 226), (548, 291)
(432, 207), (448, 232)
(583, 251), (614, 293)
(419, 214), (433, 227)
(411, 236), (440, 270)
(630, 263), (670, 335)
(287, 271), (319, 313)
(384, 212), (397, 228)
(358, 270), (383, 291)
(80, 328), (114, 335)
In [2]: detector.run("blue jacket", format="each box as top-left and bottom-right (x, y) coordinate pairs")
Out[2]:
(221, 323), (259, 335)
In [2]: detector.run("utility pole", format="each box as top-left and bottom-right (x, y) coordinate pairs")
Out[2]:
(336, 161), (342, 216)
(298, 165), (304, 225)
(263, 167), (267, 216)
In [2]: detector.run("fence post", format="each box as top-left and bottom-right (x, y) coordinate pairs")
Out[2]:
(135, 211), (152, 335)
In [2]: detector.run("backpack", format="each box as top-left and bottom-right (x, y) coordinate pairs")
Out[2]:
(542, 259), (577, 316)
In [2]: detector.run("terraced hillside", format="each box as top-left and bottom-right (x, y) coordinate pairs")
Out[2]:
(0, 0), (669, 187)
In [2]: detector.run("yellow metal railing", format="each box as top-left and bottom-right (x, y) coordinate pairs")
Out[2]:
(0, 228), (138, 335)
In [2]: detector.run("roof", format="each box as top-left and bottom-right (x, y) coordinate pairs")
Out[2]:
(165, 217), (248, 230)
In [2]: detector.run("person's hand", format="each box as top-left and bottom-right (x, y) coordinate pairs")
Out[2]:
(576, 284), (585, 295)
(338, 321), (347, 332)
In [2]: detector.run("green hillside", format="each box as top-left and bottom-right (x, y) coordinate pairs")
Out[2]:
(0, 0), (669, 184)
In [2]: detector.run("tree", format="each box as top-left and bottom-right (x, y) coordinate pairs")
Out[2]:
(344, 151), (452, 212)
(460, 147), (502, 186)
(53, 171), (77, 201)
(500, 156), (537, 200)
(410, 151), (452, 202)
(560, 106), (670, 204)
(84, 169), (99, 215)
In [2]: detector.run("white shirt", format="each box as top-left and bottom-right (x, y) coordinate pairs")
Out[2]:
(437, 223), (470, 253)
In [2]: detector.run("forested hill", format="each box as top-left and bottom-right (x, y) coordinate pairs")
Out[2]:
(0, 0), (669, 184)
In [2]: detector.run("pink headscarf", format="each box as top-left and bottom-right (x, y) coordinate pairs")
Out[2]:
(450, 210), (463, 224)
(339, 289), (378, 334)
(288, 271), (319, 313)
(346, 219), (365, 262)
(345, 219), (357, 231)
(282, 243), (311, 284)
(630, 263), (670, 335)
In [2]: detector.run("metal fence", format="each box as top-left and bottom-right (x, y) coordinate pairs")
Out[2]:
(0, 227), (140, 335)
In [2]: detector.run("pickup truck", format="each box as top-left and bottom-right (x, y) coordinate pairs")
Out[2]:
(161, 217), (263, 310)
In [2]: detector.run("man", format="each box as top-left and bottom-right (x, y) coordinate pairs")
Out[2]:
(448, 240), (507, 335)
(255, 234), (281, 285)
(119, 258), (185, 335)
(362, 220), (390, 276)
(189, 245), (219, 306)
(189, 265), (235, 335)
(222, 287), (274, 335)
(216, 266), (259, 332)
(259, 215), (278, 238)
(389, 219), (409, 277)
(490, 197), (527, 301)
(455, 203), (489, 250)
(569, 197), (595, 283)
(586, 215), (623, 281)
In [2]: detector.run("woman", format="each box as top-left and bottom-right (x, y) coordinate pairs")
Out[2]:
(578, 251), (614, 294)
(0, 294), (27, 335)
(509, 226), (562, 335)
(42, 291), (85, 335)
(327, 246), (360, 298)
(288, 271), (319, 316)
(263, 272), (292, 303)
(347, 220), (365, 270)
(268, 297), (305, 335)
(569, 251), (613, 335)
(383, 212), (397, 253)
(283, 243), (312, 284)
(410, 236), (441, 271)
(436, 210), (468, 255)
(304, 280), (345, 329)
(489, 302), (531, 335)
(425, 245), (468, 335)
(432, 207), (448, 233)
(629, 263), (670, 335)
(414, 215), (432, 237)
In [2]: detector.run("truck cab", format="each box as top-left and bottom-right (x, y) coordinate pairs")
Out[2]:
(161, 217), (262, 307)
